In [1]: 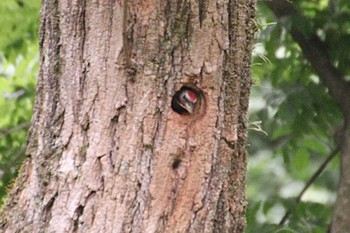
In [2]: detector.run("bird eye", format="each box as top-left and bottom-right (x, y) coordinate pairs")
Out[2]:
(179, 92), (186, 101)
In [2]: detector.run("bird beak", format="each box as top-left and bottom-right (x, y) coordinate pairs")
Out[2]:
(183, 102), (194, 114)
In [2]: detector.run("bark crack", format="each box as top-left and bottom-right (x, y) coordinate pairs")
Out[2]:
(198, 0), (209, 28)
(42, 191), (58, 223)
(221, 136), (236, 150)
(72, 205), (84, 232)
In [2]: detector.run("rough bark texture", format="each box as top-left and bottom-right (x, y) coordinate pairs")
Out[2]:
(0, 0), (256, 232)
(265, 1), (350, 232)
(332, 126), (350, 233)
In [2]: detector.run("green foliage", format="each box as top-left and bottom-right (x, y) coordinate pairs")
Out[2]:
(0, 0), (40, 59)
(0, 1), (346, 232)
(0, 0), (40, 204)
(248, 0), (347, 232)
(0, 45), (38, 204)
(288, 202), (332, 232)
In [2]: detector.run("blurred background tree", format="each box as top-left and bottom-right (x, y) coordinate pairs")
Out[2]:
(0, 0), (349, 232)
(0, 0), (40, 203)
(248, 0), (350, 232)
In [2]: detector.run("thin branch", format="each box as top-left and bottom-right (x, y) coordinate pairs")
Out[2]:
(264, 0), (350, 118)
(248, 120), (268, 136)
(279, 148), (339, 225)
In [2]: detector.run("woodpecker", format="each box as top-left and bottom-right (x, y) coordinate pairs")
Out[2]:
(171, 86), (199, 115)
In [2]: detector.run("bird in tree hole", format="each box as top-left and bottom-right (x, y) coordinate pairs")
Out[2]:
(171, 86), (202, 115)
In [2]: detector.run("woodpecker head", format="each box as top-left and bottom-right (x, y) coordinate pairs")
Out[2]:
(171, 86), (198, 115)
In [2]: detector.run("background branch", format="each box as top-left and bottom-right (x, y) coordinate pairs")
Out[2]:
(264, 0), (350, 119)
(279, 148), (339, 225)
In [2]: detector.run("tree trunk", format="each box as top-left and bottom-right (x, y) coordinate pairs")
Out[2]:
(0, 0), (256, 232)
(331, 125), (350, 233)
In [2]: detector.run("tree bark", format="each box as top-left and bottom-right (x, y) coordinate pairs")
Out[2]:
(0, 0), (256, 232)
